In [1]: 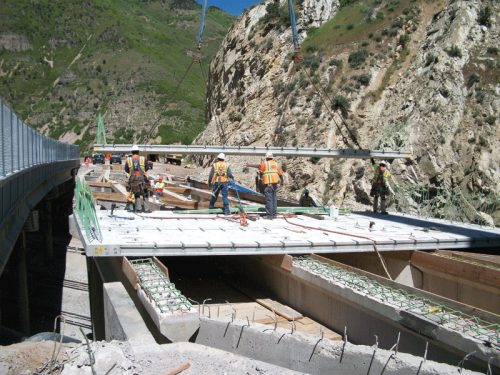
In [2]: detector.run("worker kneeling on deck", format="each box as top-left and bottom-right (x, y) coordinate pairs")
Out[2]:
(299, 188), (317, 207)
(370, 159), (390, 214)
(208, 153), (234, 215)
(155, 176), (165, 201)
(125, 145), (151, 212)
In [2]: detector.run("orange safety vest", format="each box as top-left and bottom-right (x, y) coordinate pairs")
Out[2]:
(127, 155), (146, 175)
(211, 161), (229, 183)
(259, 160), (282, 185)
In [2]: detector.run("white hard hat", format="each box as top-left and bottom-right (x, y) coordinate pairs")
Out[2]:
(132, 145), (140, 152)
(265, 151), (273, 158)
(217, 152), (225, 160)
(379, 160), (387, 166)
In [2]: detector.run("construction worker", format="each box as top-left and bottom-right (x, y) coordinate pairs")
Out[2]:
(125, 145), (150, 212)
(154, 176), (165, 201)
(208, 153), (234, 215)
(299, 188), (316, 207)
(370, 159), (390, 214)
(247, 152), (283, 219)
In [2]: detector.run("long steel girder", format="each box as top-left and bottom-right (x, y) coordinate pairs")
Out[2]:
(74, 210), (500, 257)
(93, 144), (412, 159)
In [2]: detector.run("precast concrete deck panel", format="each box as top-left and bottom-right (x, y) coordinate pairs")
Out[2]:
(75, 210), (500, 256)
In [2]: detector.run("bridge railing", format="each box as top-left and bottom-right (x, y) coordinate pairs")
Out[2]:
(0, 98), (79, 178)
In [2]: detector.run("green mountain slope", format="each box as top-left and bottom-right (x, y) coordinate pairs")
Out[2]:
(0, 0), (233, 152)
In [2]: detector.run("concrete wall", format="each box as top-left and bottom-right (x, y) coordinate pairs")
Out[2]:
(196, 318), (481, 375)
(103, 282), (159, 355)
(231, 256), (490, 372)
(327, 251), (500, 315)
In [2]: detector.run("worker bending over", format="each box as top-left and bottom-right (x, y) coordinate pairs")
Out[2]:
(125, 145), (150, 212)
(299, 188), (317, 207)
(247, 152), (283, 219)
(208, 153), (234, 215)
(370, 158), (390, 214)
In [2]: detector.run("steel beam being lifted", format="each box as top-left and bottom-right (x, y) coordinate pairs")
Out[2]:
(93, 144), (412, 159)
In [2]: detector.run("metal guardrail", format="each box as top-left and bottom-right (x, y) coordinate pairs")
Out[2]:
(0, 98), (80, 272)
(93, 144), (412, 159)
(74, 178), (102, 243)
(0, 99), (79, 178)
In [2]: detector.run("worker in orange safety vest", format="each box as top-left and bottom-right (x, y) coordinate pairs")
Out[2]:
(208, 153), (234, 215)
(247, 152), (283, 219)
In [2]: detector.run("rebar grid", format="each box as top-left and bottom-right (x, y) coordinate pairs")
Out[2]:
(130, 258), (192, 314)
(294, 256), (499, 348)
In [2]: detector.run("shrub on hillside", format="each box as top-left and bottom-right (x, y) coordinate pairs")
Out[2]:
(357, 74), (371, 86)
(331, 95), (350, 117)
(329, 58), (342, 67)
(467, 72), (480, 88)
(478, 6), (492, 27)
(348, 50), (368, 68)
(425, 53), (438, 66)
(313, 100), (322, 118)
(446, 45), (462, 58)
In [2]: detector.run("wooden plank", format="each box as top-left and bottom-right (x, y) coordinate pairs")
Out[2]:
(92, 191), (128, 203)
(255, 298), (303, 321)
(111, 165), (124, 171)
(411, 251), (500, 288)
(153, 257), (169, 278)
(86, 181), (113, 188)
(122, 257), (138, 290)
(159, 190), (199, 209)
(166, 186), (191, 194)
(445, 251), (500, 268)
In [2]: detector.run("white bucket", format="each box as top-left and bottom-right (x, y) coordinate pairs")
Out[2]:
(329, 205), (339, 219)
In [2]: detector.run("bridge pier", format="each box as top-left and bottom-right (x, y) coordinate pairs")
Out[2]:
(15, 230), (30, 335)
(41, 201), (53, 260)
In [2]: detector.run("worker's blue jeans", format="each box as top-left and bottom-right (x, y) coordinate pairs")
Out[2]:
(209, 182), (230, 214)
(264, 184), (279, 218)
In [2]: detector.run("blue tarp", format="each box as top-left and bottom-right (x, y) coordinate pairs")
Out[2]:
(228, 182), (260, 195)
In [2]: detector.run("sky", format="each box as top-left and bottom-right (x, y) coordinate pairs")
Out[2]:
(197, 0), (263, 15)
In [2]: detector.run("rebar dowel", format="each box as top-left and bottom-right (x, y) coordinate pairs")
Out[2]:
(308, 330), (324, 362)
(415, 342), (428, 375)
(340, 326), (348, 363)
(367, 335), (378, 375)
(457, 351), (476, 373)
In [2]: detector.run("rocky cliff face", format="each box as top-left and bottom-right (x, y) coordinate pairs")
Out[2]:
(196, 0), (499, 224)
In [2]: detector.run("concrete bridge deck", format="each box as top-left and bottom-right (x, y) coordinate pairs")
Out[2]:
(74, 210), (500, 257)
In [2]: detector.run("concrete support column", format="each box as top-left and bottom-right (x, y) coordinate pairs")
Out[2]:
(16, 231), (30, 335)
(42, 201), (53, 260)
(87, 257), (105, 340)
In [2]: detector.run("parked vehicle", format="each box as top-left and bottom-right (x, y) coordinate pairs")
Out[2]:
(110, 154), (122, 164)
(92, 153), (105, 164)
(165, 154), (182, 165)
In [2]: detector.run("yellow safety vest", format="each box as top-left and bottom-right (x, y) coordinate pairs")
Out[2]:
(212, 161), (229, 183)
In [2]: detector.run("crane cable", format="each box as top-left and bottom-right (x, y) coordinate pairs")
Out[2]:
(198, 60), (227, 144)
(286, 0), (362, 149)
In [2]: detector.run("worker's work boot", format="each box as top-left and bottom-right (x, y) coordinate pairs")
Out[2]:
(380, 199), (388, 214)
(373, 196), (379, 213)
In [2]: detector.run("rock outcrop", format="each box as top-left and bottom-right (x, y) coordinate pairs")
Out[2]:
(196, 0), (499, 222)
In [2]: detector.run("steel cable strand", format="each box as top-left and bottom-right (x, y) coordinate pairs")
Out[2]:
(302, 67), (355, 148)
(280, 214), (392, 279)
